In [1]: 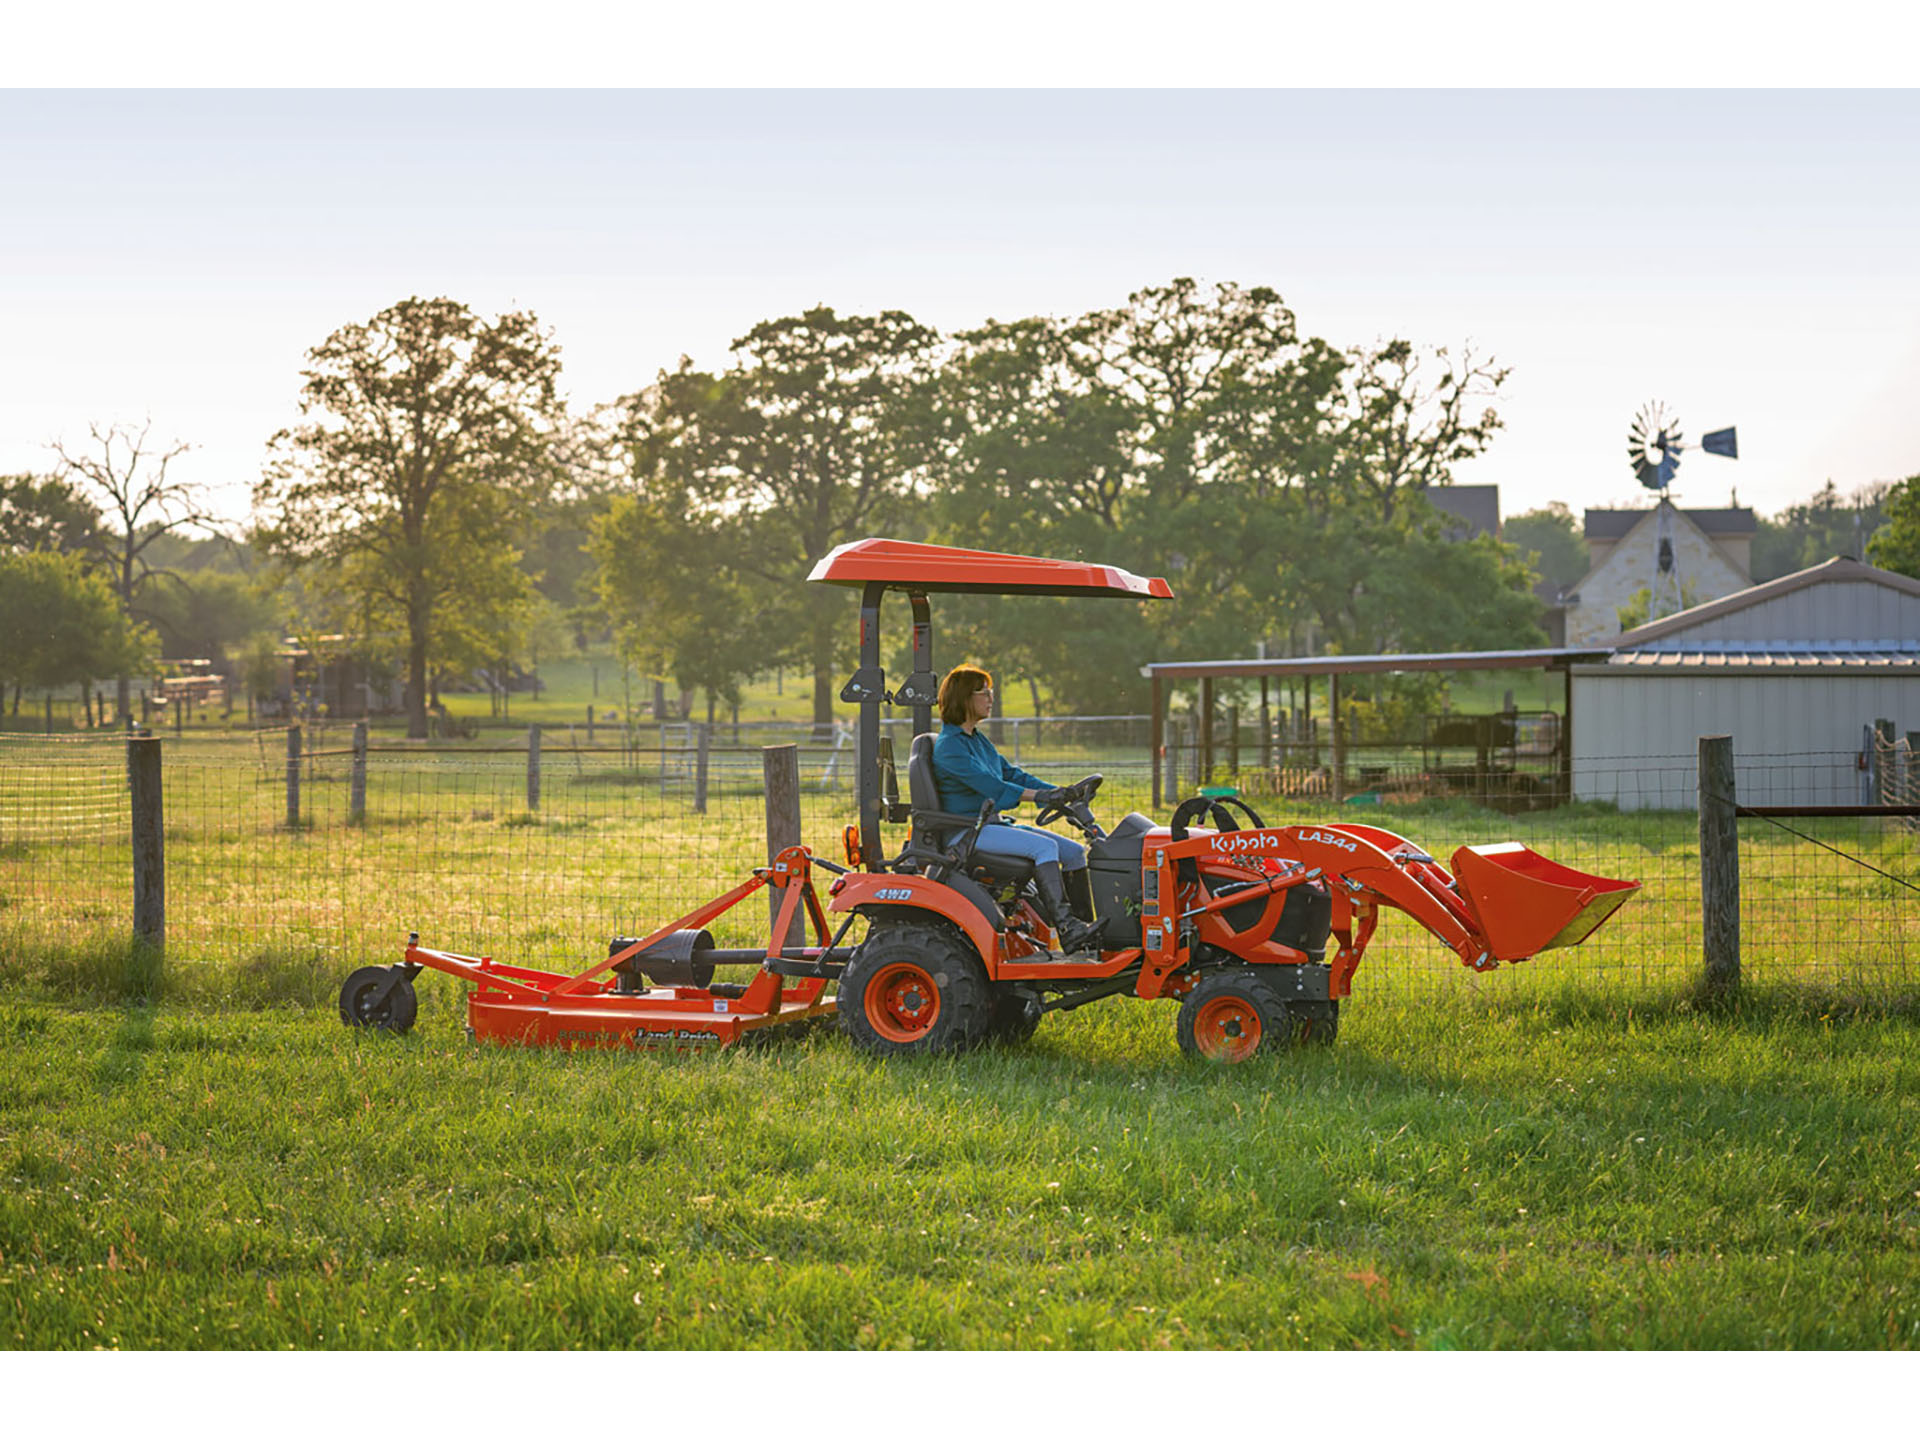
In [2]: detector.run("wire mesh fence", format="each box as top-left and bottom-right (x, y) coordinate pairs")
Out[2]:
(1, 730), (1913, 1004)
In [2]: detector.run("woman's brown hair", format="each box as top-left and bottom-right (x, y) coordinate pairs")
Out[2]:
(937, 665), (993, 727)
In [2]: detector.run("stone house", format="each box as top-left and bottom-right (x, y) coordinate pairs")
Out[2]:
(1559, 502), (1757, 646)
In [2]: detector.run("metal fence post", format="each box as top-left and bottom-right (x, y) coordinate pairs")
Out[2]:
(1699, 734), (1739, 994)
(285, 724), (301, 829)
(694, 724), (711, 814)
(350, 721), (368, 824)
(763, 743), (803, 947)
(527, 724), (542, 812)
(129, 734), (164, 960)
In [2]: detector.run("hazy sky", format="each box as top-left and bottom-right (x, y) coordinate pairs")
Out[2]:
(3, 89), (1916, 531)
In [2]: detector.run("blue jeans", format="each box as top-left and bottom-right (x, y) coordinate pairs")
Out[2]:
(967, 822), (1087, 872)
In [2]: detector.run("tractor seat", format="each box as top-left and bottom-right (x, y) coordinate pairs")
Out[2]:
(905, 732), (1036, 889)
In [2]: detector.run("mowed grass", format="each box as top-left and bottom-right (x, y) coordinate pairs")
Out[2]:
(2, 979), (1918, 1350)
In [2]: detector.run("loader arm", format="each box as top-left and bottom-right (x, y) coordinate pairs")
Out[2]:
(1141, 823), (1636, 999)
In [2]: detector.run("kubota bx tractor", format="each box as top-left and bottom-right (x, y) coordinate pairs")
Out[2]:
(341, 539), (1637, 1062)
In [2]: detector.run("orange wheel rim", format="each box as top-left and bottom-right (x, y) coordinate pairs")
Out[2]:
(1194, 995), (1262, 1061)
(865, 961), (941, 1042)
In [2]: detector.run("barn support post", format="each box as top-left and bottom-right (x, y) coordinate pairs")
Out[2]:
(763, 744), (804, 946)
(1259, 676), (1272, 775)
(526, 725), (542, 813)
(1560, 667), (1574, 805)
(129, 734), (164, 965)
(1198, 677), (1215, 785)
(1227, 705), (1239, 779)
(284, 725), (301, 830)
(1699, 734), (1740, 995)
(1330, 674), (1344, 804)
(349, 721), (368, 825)
(1149, 675), (1164, 811)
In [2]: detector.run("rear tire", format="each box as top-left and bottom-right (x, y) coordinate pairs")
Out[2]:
(1176, 970), (1291, 1062)
(339, 966), (418, 1034)
(839, 922), (991, 1057)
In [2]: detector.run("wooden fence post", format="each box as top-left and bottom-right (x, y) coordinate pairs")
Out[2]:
(1699, 734), (1740, 994)
(1227, 705), (1239, 779)
(350, 721), (368, 824)
(763, 743), (803, 947)
(586, 705), (595, 744)
(526, 724), (542, 813)
(694, 724), (711, 814)
(129, 735), (164, 960)
(285, 724), (301, 829)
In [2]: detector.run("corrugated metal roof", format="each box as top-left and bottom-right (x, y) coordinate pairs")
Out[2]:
(1602, 647), (1920, 672)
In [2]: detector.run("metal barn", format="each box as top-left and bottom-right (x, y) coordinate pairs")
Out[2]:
(1569, 557), (1920, 809)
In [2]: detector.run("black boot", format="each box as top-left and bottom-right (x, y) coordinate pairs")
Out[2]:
(1065, 866), (1096, 922)
(1035, 861), (1103, 956)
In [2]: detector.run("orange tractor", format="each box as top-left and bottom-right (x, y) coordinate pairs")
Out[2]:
(340, 538), (1637, 1061)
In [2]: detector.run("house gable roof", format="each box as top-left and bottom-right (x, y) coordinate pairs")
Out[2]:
(1566, 500), (1748, 601)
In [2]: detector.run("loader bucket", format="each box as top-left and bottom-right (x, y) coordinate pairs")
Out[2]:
(1449, 843), (1640, 963)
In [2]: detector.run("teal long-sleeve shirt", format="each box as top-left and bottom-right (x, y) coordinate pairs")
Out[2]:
(931, 722), (1048, 817)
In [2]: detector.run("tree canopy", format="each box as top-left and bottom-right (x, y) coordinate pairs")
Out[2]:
(1865, 475), (1920, 580)
(611, 306), (939, 730)
(0, 550), (154, 698)
(254, 297), (566, 737)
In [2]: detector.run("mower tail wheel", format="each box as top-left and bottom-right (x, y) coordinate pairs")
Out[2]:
(1176, 970), (1291, 1063)
(339, 966), (419, 1034)
(839, 922), (990, 1056)
(1292, 999), (1340, 1047)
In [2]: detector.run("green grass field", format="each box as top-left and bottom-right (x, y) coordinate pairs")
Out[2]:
(3, 983), (1916, 1349)
(2, 726), (1916, 1349)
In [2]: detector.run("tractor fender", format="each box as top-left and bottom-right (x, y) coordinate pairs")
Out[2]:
(828, 872), (1002, 965)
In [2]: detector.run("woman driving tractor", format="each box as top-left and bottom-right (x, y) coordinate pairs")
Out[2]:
(931, 664), (1104, 955)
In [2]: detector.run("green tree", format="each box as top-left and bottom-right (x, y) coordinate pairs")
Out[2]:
(617, 306), (939, 733)
(1751, 479), (1891, 581)
(588, 496), (770, 719)
(254, 297), (565, 738)
(1502, 502), (1589, 595)
(1865, 474), (1920, 579)
(920, 279), (1537, 709)
(0, 474), (103, 557)
(0, 550), (154, 708)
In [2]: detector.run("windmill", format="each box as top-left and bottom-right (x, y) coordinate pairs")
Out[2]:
(1625, 401), (1738, 620)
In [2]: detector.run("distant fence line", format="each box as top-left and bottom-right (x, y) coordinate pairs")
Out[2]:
(0, 727), (1914, 1002)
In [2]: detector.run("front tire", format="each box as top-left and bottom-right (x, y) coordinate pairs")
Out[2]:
(839, 922), (991, 1057)
(985, 985), (1043, 1046)
(1292, 999), (1339, 1046)
(1176, 970), (1291, 1062)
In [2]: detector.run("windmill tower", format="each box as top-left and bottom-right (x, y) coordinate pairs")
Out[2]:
(1626, 402), (1738, 620)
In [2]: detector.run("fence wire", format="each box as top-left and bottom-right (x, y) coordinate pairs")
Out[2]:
(0, 731), (1913, 1002)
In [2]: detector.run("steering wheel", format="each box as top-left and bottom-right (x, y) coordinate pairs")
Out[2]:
(1034, 773), (1103, 827)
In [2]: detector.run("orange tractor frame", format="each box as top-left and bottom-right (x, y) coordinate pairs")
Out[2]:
(340, 538), (1637, 1061)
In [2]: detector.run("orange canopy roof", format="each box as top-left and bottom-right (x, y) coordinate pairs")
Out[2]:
(807, 538), (1174, 600)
